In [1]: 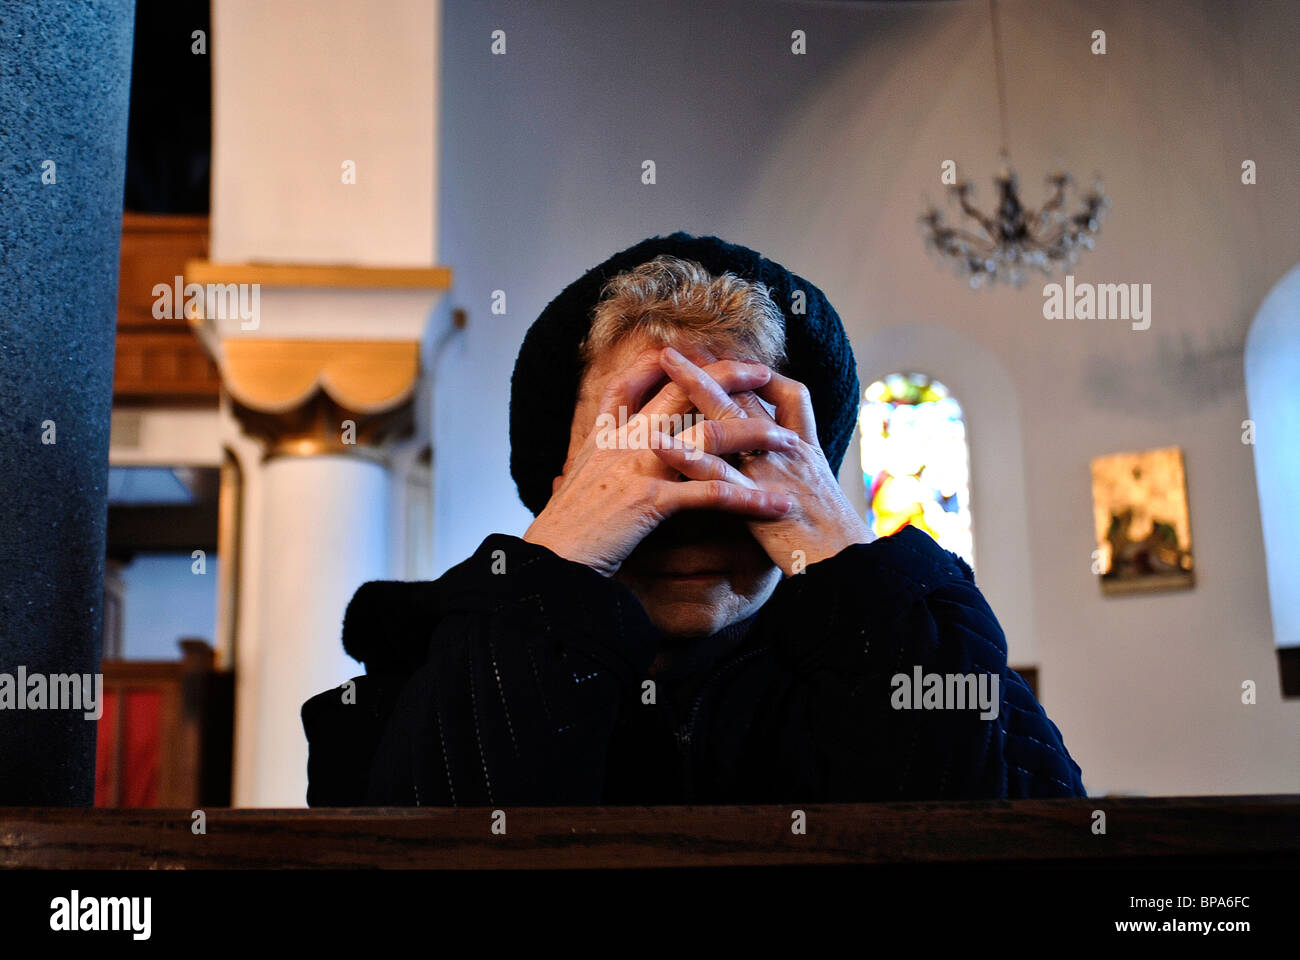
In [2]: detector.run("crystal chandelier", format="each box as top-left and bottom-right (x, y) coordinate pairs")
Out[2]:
(921, 0), (1108, 288)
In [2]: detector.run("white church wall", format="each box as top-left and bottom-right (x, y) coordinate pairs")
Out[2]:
(434, 0), (1300, 795)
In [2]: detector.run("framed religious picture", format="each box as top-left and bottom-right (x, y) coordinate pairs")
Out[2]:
(1090, 446), (1196, 596)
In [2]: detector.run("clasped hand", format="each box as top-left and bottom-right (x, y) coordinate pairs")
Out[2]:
(523, 346), (870, 577)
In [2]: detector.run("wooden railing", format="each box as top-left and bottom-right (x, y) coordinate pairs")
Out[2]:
(2, 796), (1295, 869)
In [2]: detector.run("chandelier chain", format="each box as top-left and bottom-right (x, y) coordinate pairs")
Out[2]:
(989, 0), (1011, 161)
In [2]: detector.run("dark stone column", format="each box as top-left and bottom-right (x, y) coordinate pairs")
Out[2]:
(0, 1), (136, 804)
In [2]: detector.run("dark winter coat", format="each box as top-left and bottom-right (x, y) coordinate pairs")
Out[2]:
(302, 525), (1085, 805)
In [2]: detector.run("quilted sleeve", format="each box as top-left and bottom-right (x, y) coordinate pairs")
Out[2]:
(736, 525), (1086, 800)
(362, 534), (662, 806)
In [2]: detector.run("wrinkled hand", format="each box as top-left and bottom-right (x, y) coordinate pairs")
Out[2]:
(523, 349), (797, 577)
(650, 347), (871, 576)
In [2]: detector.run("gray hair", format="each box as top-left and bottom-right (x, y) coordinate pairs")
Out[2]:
(581, 255), (786, 367)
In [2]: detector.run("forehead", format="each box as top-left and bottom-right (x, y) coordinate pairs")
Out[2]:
(579, 330), (751, 395)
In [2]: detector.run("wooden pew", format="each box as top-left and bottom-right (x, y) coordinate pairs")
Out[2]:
(1, 796), (1295, 869)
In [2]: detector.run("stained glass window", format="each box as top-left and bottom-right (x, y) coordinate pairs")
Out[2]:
(859, 372), (974, 567)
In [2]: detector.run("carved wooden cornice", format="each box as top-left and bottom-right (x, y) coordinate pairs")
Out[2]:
(181, 260), (451, 458)
(221, 339), (418, 413)
(221, 339), (419, 459)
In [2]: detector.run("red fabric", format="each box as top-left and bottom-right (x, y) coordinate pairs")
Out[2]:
(93, 690), (118, 806)
(94, 689), (162, 807)
(122, 691), (161, 807)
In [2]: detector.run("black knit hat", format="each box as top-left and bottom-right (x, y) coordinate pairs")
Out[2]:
(510, 231), (860, 516)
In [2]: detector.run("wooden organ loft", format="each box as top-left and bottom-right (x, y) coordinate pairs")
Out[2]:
(114, 213), (219, 403)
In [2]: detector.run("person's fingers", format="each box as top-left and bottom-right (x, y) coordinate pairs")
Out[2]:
(640, 356), (772, 422)
(731, 389), (776, 422)
(677, 416), (800, 456)
(653, 478), (792, 520)
(657, 347), (759, 422)
(653, 346), (777, 425)
(650, 434), (754, 487)
(596, 348), (674, 420)
(752, 370), (818, 442)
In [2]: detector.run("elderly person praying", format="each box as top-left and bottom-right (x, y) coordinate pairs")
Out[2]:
(302, 232), (1085, 805)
